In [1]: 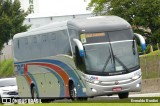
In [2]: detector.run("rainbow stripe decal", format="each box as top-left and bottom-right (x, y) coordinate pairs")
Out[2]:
(15, 59), (86, 97)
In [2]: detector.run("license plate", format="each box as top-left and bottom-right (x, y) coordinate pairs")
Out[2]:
(112, 87), (122, 91)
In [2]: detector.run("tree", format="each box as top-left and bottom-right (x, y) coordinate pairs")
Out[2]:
(0, 0), (30, 51)
(87, 0), (160, 45)
(87, 0), (112, 15)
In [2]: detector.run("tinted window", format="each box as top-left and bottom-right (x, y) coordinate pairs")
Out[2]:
(108, 29), (133, 41)
(68, 29), (78, 54)
(56, 30), (72, 56)
(14, 30), (72, 60)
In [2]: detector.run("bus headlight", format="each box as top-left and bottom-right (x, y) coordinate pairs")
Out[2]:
(93, 80), (100, 84)
(132, 75), (140, 80)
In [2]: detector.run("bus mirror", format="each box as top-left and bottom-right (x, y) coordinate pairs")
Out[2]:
(134, 33), (146, 51)
(73, 39), (85, 57)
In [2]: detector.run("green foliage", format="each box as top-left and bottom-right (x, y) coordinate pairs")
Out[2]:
(0, 59), (14, 77)
(87, 0), (111, 15)
(137, 44), (150, 54)
(0, 0), (30, 51)
(151, 29), (160, 44)
(87, 0), (160, 45)
(146, 50), (160, 56)
(145, 45), (151, 54)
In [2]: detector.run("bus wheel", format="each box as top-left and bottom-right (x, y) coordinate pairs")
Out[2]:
(77, 97), (88, 101)
(69, 84), (77, 100)
(31, 86), (38, 99)
(69, 84), (88, 101)
(118, 92), (129, 99)
(0, 96), (2, 103)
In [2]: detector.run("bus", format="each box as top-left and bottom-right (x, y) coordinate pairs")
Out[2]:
(13, 16), (146, 100)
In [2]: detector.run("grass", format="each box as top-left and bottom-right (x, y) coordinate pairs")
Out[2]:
(20, 103), (160, 106)
(145, 50), (160, 56)
(0, 103), (159, 106)
(0, 97), (160, 105)
(0, 59), (14, 77)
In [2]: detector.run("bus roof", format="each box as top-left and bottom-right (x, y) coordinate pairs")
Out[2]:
(13, 21), (68, 39)
(13, 16), (131, 39)
(67, 16), (131, 33)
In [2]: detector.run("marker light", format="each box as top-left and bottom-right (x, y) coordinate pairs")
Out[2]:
(91, 88), (97, 92)
(136, 83), (140, 88)
(132, 75), (140, 80)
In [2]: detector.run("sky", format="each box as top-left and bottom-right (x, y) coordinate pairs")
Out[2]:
(38, 0), (91, 16)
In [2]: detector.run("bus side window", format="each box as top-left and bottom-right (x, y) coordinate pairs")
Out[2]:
(75, 46), (86, 72)
(15, 39), (21, 60)
(17, 39), (20, 48)
(25, 37), (28, 45)
(23, 37), (29, 60)
(33, 36), (37, 43)
(68, 29), (78, 55)
(56, 30), (72, 56)
(51, 33), (56, 40)
(49, 32), (57, 56)
(42, 35), (47, 42)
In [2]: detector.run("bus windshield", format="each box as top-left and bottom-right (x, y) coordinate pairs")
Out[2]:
(81, 29), (139, 76)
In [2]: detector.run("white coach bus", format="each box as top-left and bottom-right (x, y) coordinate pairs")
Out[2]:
(13, 16), (146, 100)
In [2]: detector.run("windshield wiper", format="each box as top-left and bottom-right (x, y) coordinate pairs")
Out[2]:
(102, 54), (111, 72)
(102, 45), (113, 72)
(114, 55), (130, 73)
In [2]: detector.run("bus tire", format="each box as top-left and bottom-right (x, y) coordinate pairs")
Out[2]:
(69, 83), (77, 100)
(69, 82), (88, 101)
(118, 92), (129, 99)
(78, 97), (88, 101)
(0, 96), (2, 104)
(31, 86), (38, 99)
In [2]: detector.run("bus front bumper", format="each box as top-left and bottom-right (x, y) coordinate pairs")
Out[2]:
(85, 77), (141, 97)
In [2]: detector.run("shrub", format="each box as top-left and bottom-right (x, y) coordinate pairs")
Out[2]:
(0, 59), (14, 77)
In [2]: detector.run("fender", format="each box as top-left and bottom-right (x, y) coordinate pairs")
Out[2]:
(134, 33), (146, 51)
(73, 39), (85, 57)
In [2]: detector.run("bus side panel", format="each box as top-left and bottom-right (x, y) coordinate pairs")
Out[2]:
(44, 72), (61, 97)
(15, 56), (87, 98)
(15, 63), (62, 98)
(32, 73), (46, 97)
(53, 56), (87, 97)
(16, 75), (31, 98)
